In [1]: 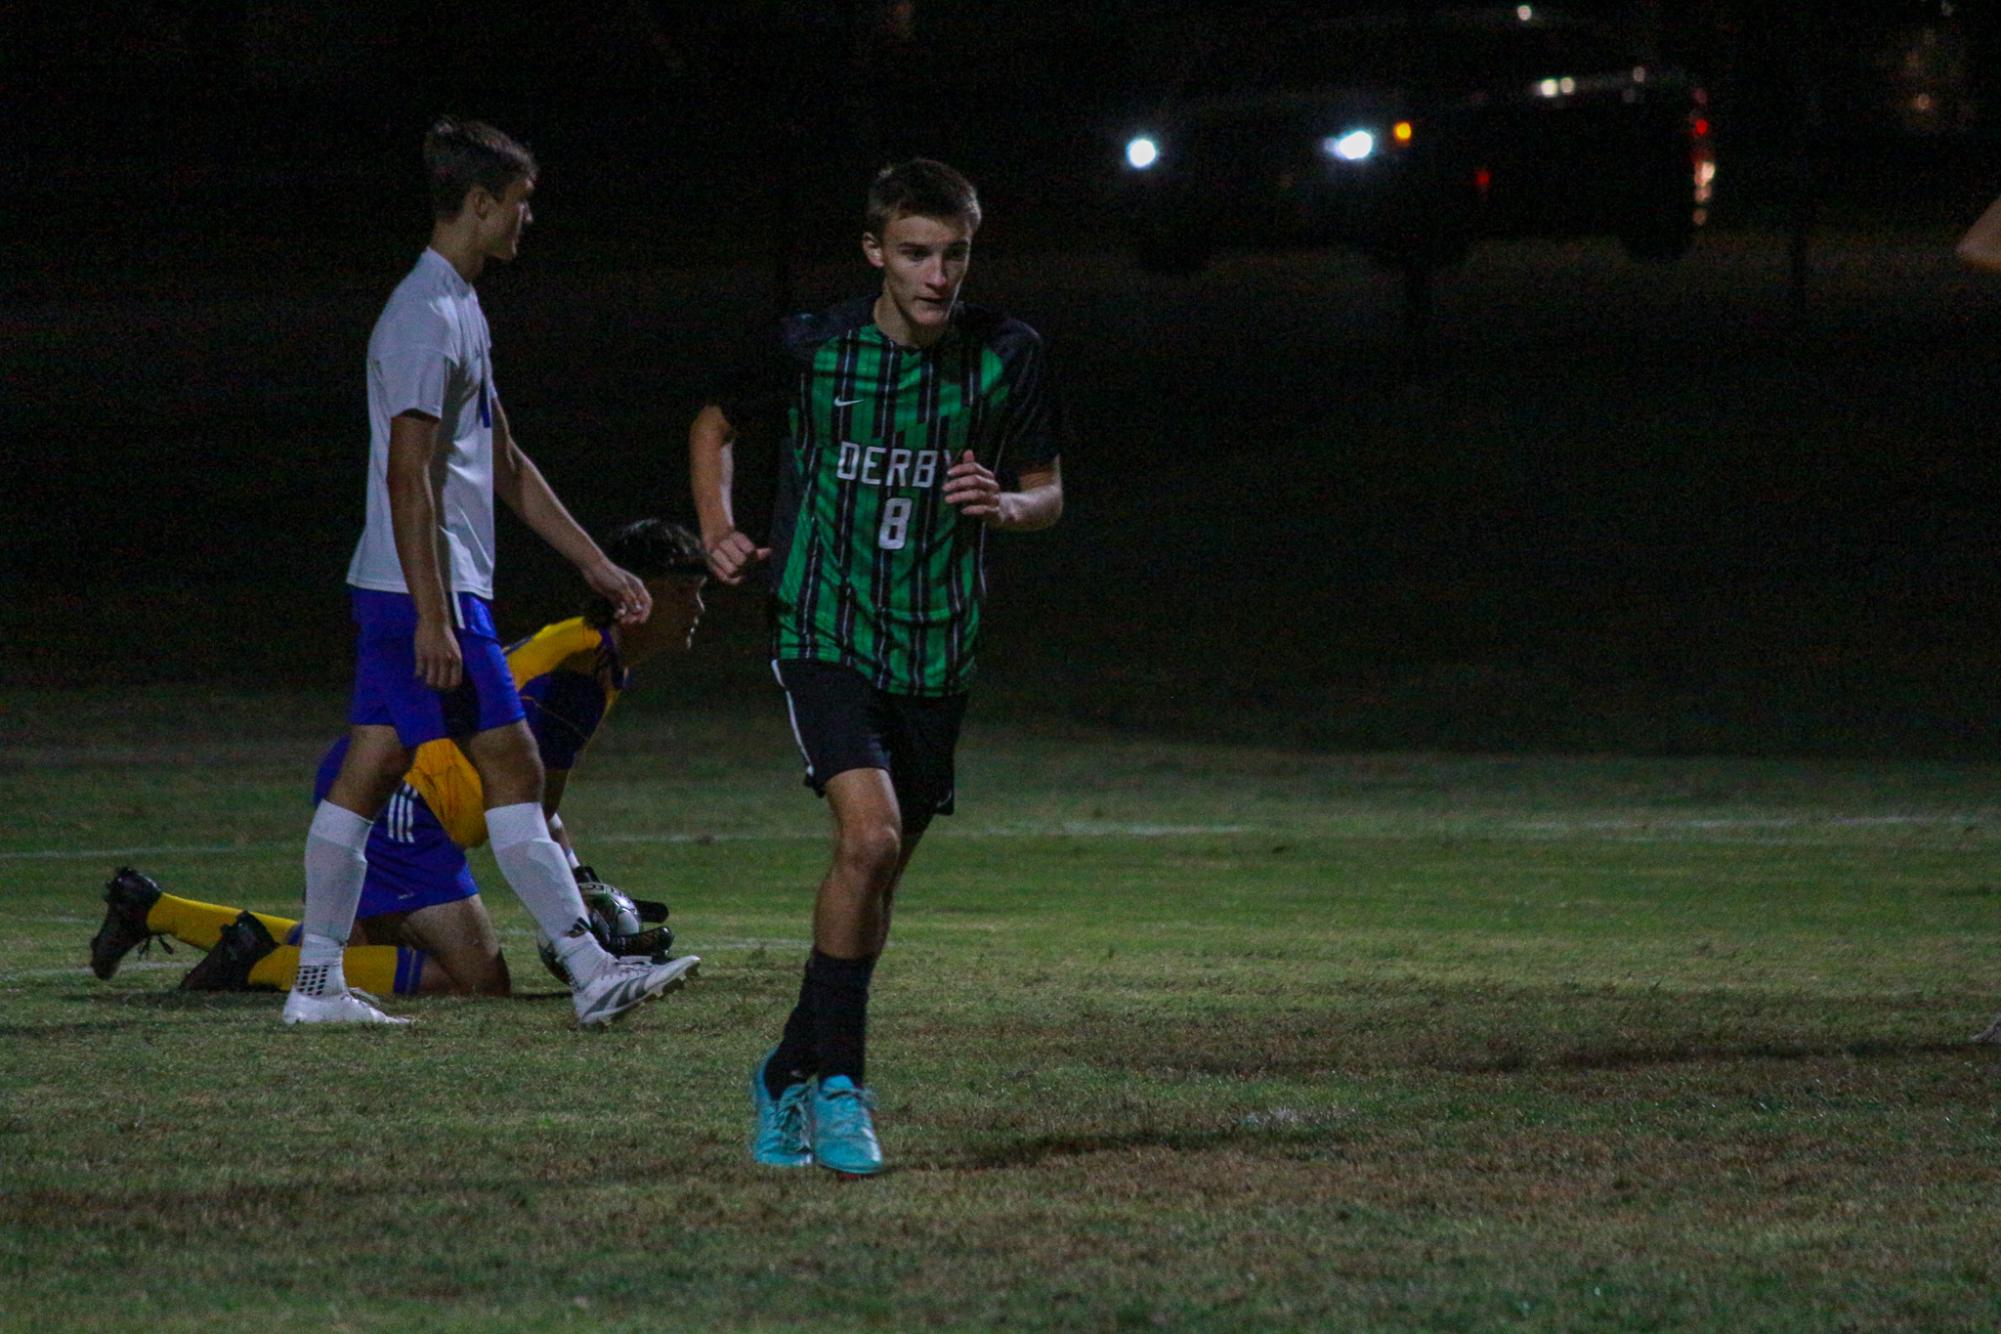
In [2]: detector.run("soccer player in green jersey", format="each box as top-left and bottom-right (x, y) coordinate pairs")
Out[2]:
(690, 159), (1064, 1175)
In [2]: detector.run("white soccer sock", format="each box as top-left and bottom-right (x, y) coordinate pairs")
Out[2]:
(488, 802), (613, 985)
(546, 813), (583, 869)
(298, 801), (372, 996)
(295, 931), (348, 998)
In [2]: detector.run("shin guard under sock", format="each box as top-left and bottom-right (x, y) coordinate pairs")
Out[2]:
(805, 949), (878, 1086)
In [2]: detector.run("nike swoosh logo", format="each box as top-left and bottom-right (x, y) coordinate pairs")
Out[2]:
(834, 397), (862, 407)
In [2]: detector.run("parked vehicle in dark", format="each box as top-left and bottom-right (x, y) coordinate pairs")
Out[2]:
(1118, 6), (1714, 273)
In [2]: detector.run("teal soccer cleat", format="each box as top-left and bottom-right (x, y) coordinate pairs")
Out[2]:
(810, 1076), (884, 1178)
(749, 1048), (814, 1168)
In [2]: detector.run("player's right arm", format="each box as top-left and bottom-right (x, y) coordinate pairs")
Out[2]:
(689, 403), (770, 586)
(1957, 196), (2001, 272)
(386, 410), (462, 689)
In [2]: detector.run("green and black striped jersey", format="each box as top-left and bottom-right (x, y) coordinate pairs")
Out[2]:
(719, 297), (1062, 696)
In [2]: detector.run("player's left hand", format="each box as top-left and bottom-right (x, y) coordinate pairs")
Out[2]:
(943, 450), (1007, 526)
(585, 559), (653, 625)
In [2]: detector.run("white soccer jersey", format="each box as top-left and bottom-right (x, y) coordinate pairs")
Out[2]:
(346, 248), (500, 599)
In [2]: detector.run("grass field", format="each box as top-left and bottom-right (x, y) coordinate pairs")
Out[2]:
(5, 687), (2001, 1330)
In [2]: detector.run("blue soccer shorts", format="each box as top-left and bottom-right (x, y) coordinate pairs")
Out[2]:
(355, 782), (482, 920)
(310, 749), (482, 920)
(347, 589), (524, 747)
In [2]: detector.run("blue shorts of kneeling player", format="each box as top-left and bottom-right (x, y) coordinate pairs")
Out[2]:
(313, 740), (479, 921)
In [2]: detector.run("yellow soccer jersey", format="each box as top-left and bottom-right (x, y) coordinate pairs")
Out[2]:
(403, 618), (626, 849)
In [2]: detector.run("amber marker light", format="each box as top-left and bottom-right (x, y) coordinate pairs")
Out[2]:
(1392, 120), (1414, 145)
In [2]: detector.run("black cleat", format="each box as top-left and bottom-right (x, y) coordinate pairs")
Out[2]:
(90, 867), (168, 980)
(617, 924), (676, 961)
(180, 912), (280, 992)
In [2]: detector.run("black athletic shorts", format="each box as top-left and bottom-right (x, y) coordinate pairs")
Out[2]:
(771, 659), (969, 819)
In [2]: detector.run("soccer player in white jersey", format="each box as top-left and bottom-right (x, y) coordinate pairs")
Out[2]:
(290, 116), (689, 1026)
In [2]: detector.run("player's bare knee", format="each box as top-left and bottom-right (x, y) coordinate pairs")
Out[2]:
(483, 772), (544, 810)
(419, 940), (508, 995)
(326, 729), (412, 816)
(463, 723), (545, 808)
(456, 955), (512, 997)
(836, 818), (902, 884)
(483, 756), (544, 808)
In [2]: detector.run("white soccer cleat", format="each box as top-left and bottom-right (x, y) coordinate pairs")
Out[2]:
(572, 954), (700, 1029)
(1973, 1012), (2001, 1045)
(282, 987), (412, 1026)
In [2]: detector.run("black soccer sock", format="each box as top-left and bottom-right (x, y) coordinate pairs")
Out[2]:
(766, 966), (819, 1098)
(806, 949), (878, 1087)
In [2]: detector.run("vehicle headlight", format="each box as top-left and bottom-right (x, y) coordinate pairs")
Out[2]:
(1125, 136), (1160, 169)
(1323, 129), (1375, 162)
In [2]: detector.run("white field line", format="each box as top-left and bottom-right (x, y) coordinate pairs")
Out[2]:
(1498, 814), (2001, 848)
(595, 821), (1257, 842)
(1, 943), (814, 984)
(1514, 815), (1982, 832)
(5, 817), (1996, 868)
(2, 842), (273, 863)
(0, 823), (1255, 864)
(0, 960), (185, 983)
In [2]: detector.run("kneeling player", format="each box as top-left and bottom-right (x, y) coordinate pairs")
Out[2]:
(88, 520), (708, 1001)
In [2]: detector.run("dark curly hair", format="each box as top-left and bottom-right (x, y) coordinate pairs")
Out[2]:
(582, 519), (707, 628)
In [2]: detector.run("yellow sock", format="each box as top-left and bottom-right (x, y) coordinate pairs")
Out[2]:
(147, 893), (249, 951)
(341, 945), (407, 996)
(146, 894), (301, 952)
(246, 944), (422, 996)
(246, 911), (299, 941)
(248, 946), (298, 991)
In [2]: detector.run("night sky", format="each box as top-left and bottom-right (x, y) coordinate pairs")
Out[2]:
(6, 1), (1998, 755)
